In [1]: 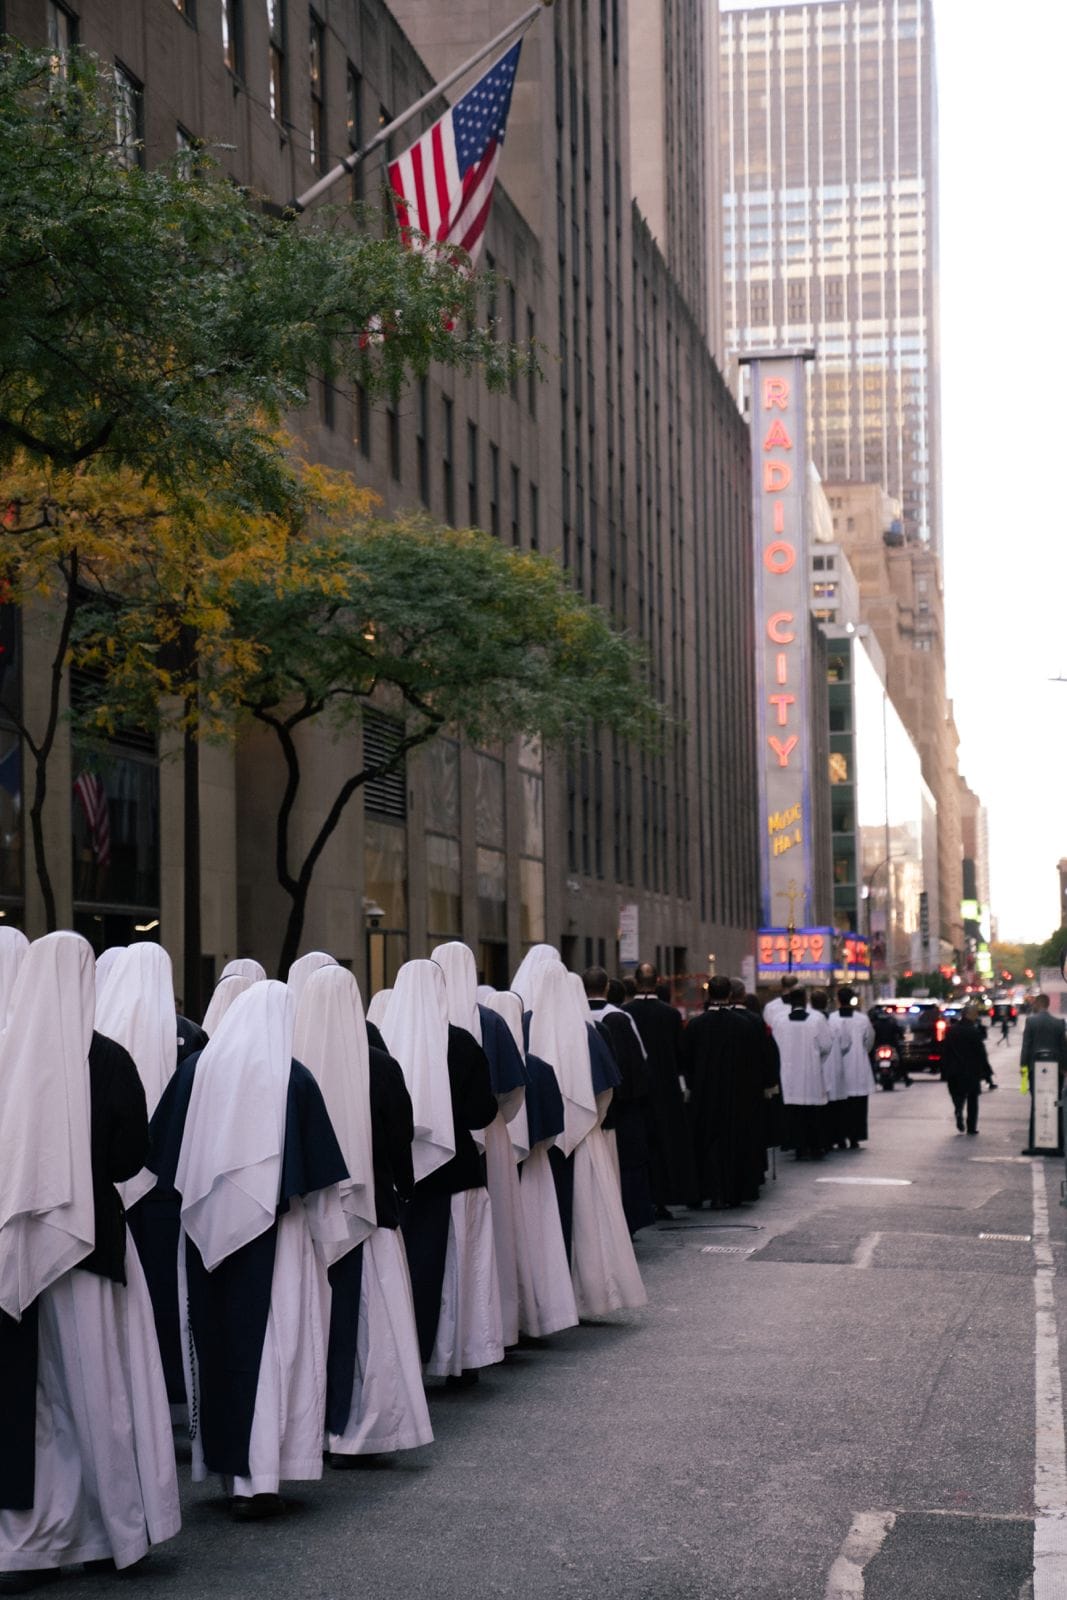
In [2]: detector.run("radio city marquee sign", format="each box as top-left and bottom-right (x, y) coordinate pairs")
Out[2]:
(742, 350), (815, 929)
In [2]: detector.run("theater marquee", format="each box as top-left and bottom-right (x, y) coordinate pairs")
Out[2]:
(742, 350), (816, 930)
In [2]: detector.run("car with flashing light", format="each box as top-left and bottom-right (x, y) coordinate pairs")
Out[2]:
(868, 999), (946, 1073)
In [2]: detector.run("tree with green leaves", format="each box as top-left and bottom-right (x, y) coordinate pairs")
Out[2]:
(0, 45), (526, 501)
(74, 512), (666, 976)
(0, 42), (530, 999)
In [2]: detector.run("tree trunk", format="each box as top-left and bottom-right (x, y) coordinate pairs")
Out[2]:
(28, 748), (56, 931)
(182, 716), (202, 1018)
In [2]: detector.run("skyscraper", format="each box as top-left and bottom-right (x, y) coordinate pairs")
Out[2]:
(720, 0), (941, 553)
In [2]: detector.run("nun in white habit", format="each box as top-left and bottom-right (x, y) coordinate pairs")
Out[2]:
(534, 966), (645, 1319)
(384, 960), (504, 1379)
(93, 943), (124, 1002)
(202, 972), (257, 1035)
(287, 950), (338, 1013)
(294, 965), (432, 1459)
(483, 989), (578, 1338)
(432, 943), (534, 1350)
(95, 942), (178, 1210)
(220, 957), (267, 982)
(172, 981), (349, 1518)
(0, 931), (180, 1578)
(0, 927), (28, 1023)
(95, 942), (183, 1404)
(365, 987), (393, 1032)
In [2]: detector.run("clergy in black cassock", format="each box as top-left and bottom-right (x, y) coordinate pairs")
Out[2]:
(624, 965), (697, 1210)
(584, 967), (655, 1235)
(680, 976), (766, 1209)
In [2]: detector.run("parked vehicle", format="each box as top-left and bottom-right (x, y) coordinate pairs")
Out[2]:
(869, 1000), (944, 1073)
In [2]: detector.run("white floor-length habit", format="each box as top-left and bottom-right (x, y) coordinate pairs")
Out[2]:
(434, 944), (535, 1349)
(0, 932), (180, 1574)
(483, 989), (577, 1339)
(383, 961), (503, 1377)
(293, 964), (432, 1458)
(567, 977), (646, 1318)
(525, 962), (645, 1320)
(173, 980), (349, 1500)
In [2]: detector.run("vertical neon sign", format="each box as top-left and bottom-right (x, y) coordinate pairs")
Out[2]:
(746, 352), (815, 928)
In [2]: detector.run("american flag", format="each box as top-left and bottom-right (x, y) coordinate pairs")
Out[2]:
(73, 771), (111, 867)
(388, 41), (522, 268)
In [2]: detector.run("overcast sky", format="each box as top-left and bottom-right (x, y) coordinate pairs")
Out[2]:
(935, 0), (1066, 940)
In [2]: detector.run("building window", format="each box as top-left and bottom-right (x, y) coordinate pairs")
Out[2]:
(354, 383), (370, 457)
(489, 444), (500, 538)
(114, 62), (144, 170)
(221, 0), (243, 75)
(175, 124), (203, 179)
(47, 0), (78, 62)
(308, 11), (325, 170)
(442, 398), (455, 523)
(266, 0), (286, 125)
(467, 421), (479, 526)
(529, 481), (539, 550)
(527, 307), (537, 416)
(387, 404), (400, 480)
(416, 379), (429, 506)
(510, 464), (520, 547)
(346, 63), (363, 201)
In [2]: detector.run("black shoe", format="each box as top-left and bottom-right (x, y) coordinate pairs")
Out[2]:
(328, 1452), (393, 1470)
(445, 1369), (479, 1388)
(654, 1206), (673, 1221)
(231, 1493), (285, 1521)
(967, 1128), (978, 1136)
(849, 1140), (862, 1150)
(955, 1115), (964, 1132)
(0, 1577), (58, 1595)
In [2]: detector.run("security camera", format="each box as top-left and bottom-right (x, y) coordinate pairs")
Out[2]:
(362, 897), (385, 928)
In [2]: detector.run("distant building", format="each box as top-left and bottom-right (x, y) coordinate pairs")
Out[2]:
(822, 481), (962, 954)
(720, 0), (942, 555)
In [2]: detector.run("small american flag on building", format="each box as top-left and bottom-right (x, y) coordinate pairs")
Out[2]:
(73, 771), (111, 868)
(387, 40), (522, 268)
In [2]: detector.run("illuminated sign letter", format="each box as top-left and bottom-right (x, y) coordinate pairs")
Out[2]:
(768, 735), (799, 768)
(763, 542), (796, 575)
(767, 611), (796, 643)
(769, 693), (796, 726)
(763, 377), (790, 411)
(763, 460), (792, 493)
(762, 419), (793, 451)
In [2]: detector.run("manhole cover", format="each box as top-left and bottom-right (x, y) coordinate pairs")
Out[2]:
(700, 1244), (754, 1255)
(978, 1232), (1031, 1243)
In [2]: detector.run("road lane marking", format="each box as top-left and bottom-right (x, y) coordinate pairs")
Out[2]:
(851, 1232), (881, 1268)
(823, 1510), (896, 1598)
(815, 1177), (912, 1187)
(1031, 1161), (1067, 1599)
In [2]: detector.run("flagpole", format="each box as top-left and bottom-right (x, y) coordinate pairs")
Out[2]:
(290, 1), (554, 214)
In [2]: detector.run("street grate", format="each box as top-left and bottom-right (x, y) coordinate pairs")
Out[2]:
(978, 1232), (1031, 1243)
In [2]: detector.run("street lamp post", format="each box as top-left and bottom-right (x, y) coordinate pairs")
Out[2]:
(865, 855), (895, 995)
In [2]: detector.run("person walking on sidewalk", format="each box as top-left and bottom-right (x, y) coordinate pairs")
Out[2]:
(1019, 994), (1067, 1154)
(942, 1002), (994, 1135)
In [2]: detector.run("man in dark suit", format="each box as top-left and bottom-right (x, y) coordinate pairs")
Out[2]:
(623, 963), (695, 1215)
(1020, 994), (1067, 1152)
(942, 1002), (994, 1134)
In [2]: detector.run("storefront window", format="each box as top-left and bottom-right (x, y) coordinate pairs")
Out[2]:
(476, 845), (506, 940)
(71, 747), (159, 912)
(426, 831), (461, 940)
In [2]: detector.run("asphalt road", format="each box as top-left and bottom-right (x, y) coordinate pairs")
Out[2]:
(75, 1029), (1058, 1600)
